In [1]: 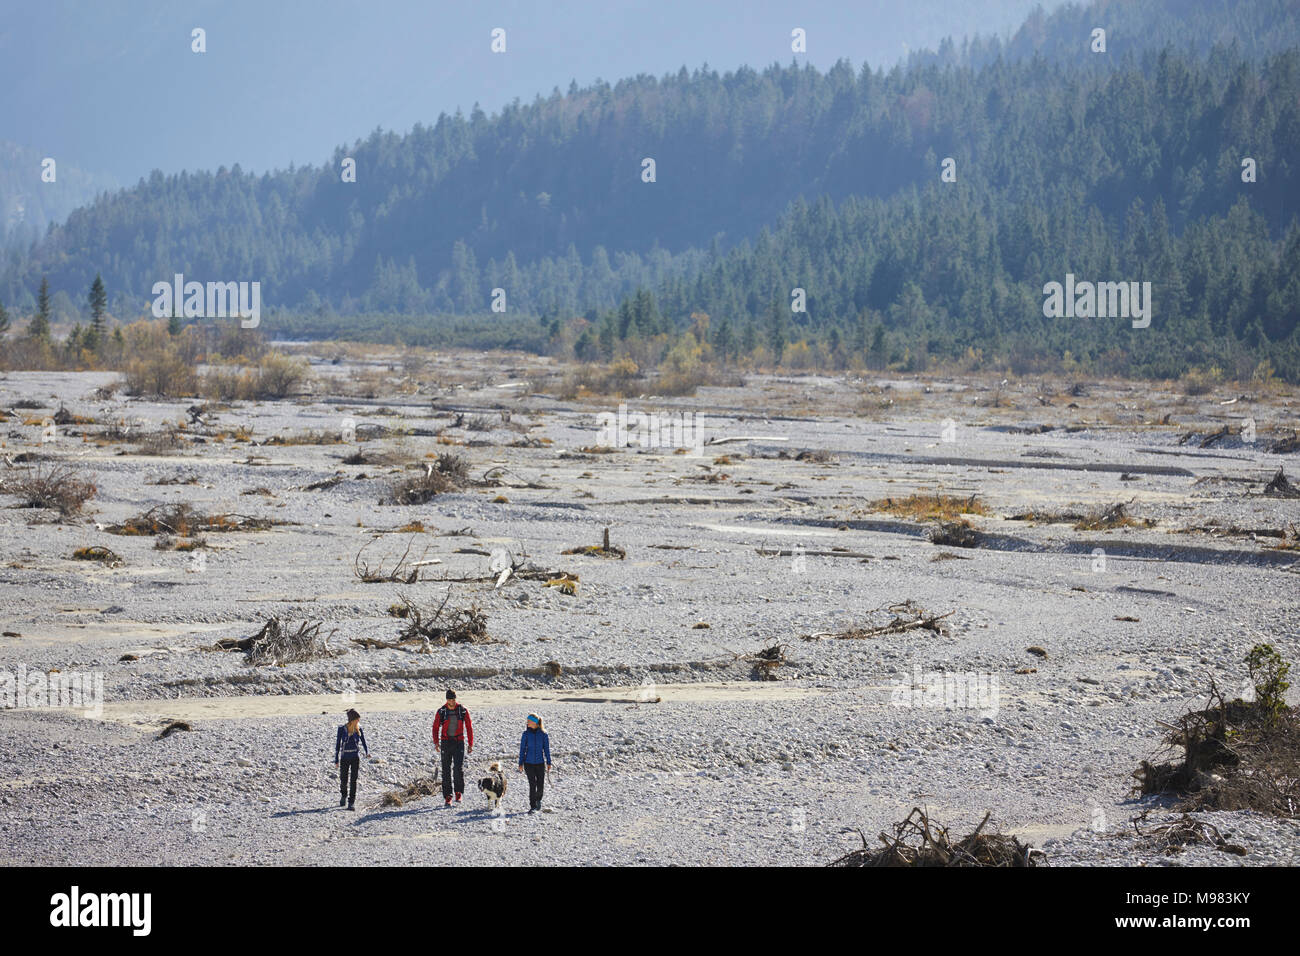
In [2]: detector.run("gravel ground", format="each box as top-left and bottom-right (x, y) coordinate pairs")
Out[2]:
(2, 363), (1297, 865)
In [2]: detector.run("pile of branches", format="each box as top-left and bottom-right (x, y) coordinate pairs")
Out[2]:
(1132, 679), (1299, 817)
(749, 642), (788, 680)
(1129, 811), (1247, 857)
(380, 775), (442, 808)
(352, 592), (490, 652)
(204, 617), (342, 665)
(804, 601), (954, 641)
(830, 808), (1043, 867)
(106, 503), (284, 536)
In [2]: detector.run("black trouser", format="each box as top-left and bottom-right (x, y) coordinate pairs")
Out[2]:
(339, 756), (360, 805)
(524, 763), (546, 809)
(440, 740), (465, 798)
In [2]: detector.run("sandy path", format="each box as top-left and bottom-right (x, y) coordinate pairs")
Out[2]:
(83, 680), (848, 726)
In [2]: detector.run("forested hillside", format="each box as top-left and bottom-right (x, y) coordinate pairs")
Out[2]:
(2, 0), (1298, 381)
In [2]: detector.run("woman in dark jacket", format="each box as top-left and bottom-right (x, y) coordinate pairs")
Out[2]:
(517, 713), (552, 813)
(334, 708), (369, 810)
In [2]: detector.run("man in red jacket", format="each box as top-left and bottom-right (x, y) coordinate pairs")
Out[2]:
(432, 689), (473, 805)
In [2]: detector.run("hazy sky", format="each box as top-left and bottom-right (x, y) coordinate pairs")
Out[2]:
(1, 0), (1063, 183)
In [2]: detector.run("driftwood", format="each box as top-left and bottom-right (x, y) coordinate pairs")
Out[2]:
(354, 536), (431, 583)
(803, 601), (954, 641)
(1129, 810), (1247, 856)
(352, 592), (490, 653)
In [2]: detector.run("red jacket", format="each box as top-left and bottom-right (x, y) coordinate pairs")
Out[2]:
(432, 703), (473, 748)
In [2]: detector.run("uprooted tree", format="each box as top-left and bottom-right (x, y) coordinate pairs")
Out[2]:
(1133, 644), (1298, 817)
(204, 617), (342, 665)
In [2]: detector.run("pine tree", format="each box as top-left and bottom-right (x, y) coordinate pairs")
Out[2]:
(713, 315), (733, 364)
(28, 277), (52, 340)
(767, 297), (786, 365)
(0, 299), (10, 336)
(88, 273), (108, 348)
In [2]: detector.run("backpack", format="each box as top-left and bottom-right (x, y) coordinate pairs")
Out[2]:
(441, 705), (462, 739)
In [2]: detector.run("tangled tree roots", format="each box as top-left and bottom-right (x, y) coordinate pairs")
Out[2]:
(830, 808), (1044, 867)
(1132, 680), (1299, 817)
(1263, 467), (1300, 498)
(379, 775), (442, 808)
(204, 617), (342, 666)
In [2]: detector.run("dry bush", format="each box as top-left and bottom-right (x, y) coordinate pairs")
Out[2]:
(125, 350), (198, 398)
(106, 503), (283, 536)
(255, 352), (311, 398)
(1, 464), (97, 516)
(129, 426), (184, 456)
(201, 366), (259, 401)
(1179, 366), (1223, 396)
(389, 452), (468, 505)
(71, 545), (122, 566)
(870, 493), (987, 521)
(928, 520), (980, 548)
(1073, 502), (1153, 531)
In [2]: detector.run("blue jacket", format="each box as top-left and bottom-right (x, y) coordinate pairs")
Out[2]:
(519, 727), (551, 766)
(335, 725), (369, 762)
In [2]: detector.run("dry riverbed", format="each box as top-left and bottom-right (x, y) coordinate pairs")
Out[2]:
(2, 354), (1298, 865)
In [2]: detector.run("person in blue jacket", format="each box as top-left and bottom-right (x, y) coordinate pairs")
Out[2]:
(334, 708), (370, 810)
(517, 713), (552, 813)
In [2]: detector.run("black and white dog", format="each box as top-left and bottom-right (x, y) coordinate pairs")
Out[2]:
(478, 761), (507, 809)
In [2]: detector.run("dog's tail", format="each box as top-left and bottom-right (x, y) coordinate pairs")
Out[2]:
(488, 761), (501, 772)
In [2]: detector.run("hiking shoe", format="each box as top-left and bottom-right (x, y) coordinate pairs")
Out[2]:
(444, 797), (453, 806)
(339, 797), (346, 807)
(455, 792), (463, 803)
(527, 807), (535, 815)
(348, 804), (355, 811)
